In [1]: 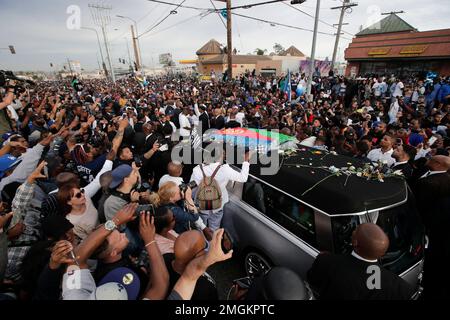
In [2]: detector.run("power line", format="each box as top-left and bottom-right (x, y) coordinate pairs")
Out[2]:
(146, 0), (209, 11)
(139, 0), (189, 38)
(283, 2), (354, 36)
(209, 0), (227, 29)
(232, 12), (351, 39)
(144, 12), (206, 37)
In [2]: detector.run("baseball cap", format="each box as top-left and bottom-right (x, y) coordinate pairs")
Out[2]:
(0, 154), (21, 178)
(96, 267), (140, 300)
(110, 164), (132, 189)
(408, 133), (424, 147)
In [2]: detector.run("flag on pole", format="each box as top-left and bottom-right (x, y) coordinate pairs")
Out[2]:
(282, 69), (292, 102)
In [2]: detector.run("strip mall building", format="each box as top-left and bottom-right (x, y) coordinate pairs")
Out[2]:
(345, 13), (450, 77)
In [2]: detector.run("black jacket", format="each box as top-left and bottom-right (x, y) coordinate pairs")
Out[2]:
(392, 162), (414, 181)
(198, 112), (210, 134)
(211, 115), (225, 130)
(307, 253), (414, 300)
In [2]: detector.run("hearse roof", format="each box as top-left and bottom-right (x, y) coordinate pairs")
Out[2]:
(248, 147), (408, 216)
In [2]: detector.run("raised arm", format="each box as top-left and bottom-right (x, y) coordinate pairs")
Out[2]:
(172, 229), (232, 300)
(140, 212), (169, 300)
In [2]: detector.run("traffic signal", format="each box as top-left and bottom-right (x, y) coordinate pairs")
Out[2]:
(9, 45), (16, 54)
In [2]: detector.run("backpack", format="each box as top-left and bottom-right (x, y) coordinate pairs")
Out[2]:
(196, 164), (222, 211)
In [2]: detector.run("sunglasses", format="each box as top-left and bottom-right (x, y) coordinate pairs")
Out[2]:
(72, 189), (85, 199)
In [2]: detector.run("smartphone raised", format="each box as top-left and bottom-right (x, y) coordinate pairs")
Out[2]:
(221, 229), (233, 254)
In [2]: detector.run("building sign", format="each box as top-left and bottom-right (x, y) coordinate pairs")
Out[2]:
(400, 45), (428, 55)
(368, 48), (391, 56)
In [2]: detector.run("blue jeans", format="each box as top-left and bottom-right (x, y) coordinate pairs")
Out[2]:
(200, 210), (224, 231)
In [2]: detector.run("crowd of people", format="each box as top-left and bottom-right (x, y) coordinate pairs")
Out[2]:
(0, 68), (449, 300)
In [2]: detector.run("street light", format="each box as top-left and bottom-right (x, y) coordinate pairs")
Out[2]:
(81, 27), (107, 78)
(0, 45), (16, 54)
(116, 14), (143, 74)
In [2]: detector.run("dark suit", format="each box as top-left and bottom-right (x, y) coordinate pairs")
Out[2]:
(392, 162), (414, 180)
(211, 115), (225, 130)
(413, 172), (450, 299)
(307, 253), (414, 300)
(198, 112), (210, 134)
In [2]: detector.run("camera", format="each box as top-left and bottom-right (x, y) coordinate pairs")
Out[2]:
(0, 70), (35, 88)
(135, 204), (156, 217)
(179, 181), (197, 193)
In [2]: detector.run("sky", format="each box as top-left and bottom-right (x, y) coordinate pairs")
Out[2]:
(1, 0), (449, 72)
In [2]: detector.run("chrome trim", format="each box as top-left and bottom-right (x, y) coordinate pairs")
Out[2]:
(246, 172), (408, 217)
(399, 260), (423, 278)
(229, 193), (320, 258)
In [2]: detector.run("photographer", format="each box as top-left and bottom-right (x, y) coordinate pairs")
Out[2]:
(149, 181), (213, 240)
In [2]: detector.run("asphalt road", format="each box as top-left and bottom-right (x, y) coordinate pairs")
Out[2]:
(207, 253), (247, 300)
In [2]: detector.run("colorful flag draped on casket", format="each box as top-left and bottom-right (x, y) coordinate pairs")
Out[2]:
(205, 128), (298, 153)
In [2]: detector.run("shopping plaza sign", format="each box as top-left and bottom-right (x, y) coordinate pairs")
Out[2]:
(368, 48), (391, 56)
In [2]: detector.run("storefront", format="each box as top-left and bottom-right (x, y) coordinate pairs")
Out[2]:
(345, 14), (450, 78)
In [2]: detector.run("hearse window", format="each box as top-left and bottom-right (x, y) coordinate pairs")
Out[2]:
(331, 201), (424, 274)
(243, 177), (317, 247)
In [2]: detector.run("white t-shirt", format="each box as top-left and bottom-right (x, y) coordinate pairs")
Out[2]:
(367, 148), (395, 167)
(393, 81), (404, 97)
(372, 82), (382, 97)
(66, 197), (99, 240)
(179, 113), (191, 137)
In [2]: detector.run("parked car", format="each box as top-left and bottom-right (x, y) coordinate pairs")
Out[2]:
(222, 147), (425, 298)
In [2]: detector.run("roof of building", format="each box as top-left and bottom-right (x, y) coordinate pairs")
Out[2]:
(345, 28), (450, 60)
(356, 13), (417, 36)
(201, 54), (272, 65)
(248, 146), (407, 215)
(281, 46), (306, 57)
(196, 39), (223, 55)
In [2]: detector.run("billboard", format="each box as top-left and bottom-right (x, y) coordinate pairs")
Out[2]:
(69, 60), (82, 73)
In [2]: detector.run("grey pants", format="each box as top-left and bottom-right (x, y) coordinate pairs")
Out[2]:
(0, 233), (7, 283)
(199, 210), (224, 231)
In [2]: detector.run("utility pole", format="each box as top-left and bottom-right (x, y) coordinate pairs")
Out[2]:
(306, 0), (321, 98)
(67, 58), (74, 77)
(331, 0), (358, 71)
(81, 27), (108, 79)
(124, 37), (133, 72)
(131, 25), (141, 72)
(117, 15), (144, 75)
(89, 3), (116, 82)
(226, 0), (232, 81)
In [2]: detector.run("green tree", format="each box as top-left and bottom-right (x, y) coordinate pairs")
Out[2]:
(254, 48), (267, 55)
(273, 43), (285, 55)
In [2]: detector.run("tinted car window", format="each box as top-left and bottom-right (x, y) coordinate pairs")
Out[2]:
(331, 201), (424, 274)
(243, 177), (317, 248)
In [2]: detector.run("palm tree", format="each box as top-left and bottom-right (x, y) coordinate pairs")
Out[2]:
(254, 48), (267, 55)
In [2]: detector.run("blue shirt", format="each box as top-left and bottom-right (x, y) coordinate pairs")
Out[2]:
(73, 153), (107, 185)
(438, 84), (450, 103)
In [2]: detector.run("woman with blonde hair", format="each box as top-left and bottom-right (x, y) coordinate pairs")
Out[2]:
(151, 181), (213, 239)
